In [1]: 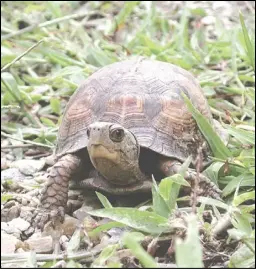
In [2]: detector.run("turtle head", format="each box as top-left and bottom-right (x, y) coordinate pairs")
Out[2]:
(86, 122), (142, 185)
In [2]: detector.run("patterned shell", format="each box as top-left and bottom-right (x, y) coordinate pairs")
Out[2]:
(56, 58), (214, 164)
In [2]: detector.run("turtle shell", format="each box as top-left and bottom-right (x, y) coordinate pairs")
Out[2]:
(56, 58), (214, 165)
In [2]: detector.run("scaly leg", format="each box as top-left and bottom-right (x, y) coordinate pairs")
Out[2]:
(159, 159), (221, 199)
(33, 154), (82, 230)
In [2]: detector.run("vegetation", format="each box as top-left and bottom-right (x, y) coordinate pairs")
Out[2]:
(1, 1), (255, 268)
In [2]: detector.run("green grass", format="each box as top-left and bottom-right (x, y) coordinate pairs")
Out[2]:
(1, 1), (255, 268)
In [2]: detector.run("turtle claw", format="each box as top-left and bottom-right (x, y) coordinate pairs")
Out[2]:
(32, 206), (65, 231)
(184, 170), (222, 200)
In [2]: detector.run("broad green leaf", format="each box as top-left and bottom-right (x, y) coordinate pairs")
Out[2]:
(222, 174), (255, 197)
(96, 191), (113, 208)
(197, 197), (230, 210)
(161, 174), (191, 188)
(158, 174), (189, 214)
(152, 155), (192, 217)
(88, 207), (169, 234)
(203, 162), (224, 185)
(229, 241), (255, 268)
(152, 178), (170, 218)
(232, 212), (253, 236)
(122, 232), (158, 268)
(233, 191), (255, 207)
(225, 125), (255, 145)
(228, 228), (249, 241)
(240, 204), (255, 214)
(158, 178), (173, 202)
(124, 231), (145, 242)
(175, 214), (203, 268)
(182, 93), (232, 159)
(158, 156), (193, 212)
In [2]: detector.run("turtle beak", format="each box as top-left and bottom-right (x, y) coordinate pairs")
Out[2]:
(88, 144), (118, 161)
(87, 122), (120, 163)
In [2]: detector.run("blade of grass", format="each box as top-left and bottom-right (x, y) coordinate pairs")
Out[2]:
(152, 177), (171, 218)
(175, 214), (203, 268)
(1, 131), (53, 148)
(122, 232), (158, 268)
(239, 13), (255, 71)
(109, 1), (139, 34)
(95, 192), (113, 209)
(1, 11), (105, 41)
(182, 92), (232, 160)
(1, 39), (44, 72)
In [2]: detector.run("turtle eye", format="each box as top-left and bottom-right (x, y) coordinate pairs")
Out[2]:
(87, 129), (90, 137)
(110, 128), (125, 142)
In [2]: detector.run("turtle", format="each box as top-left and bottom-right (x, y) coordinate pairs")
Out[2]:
(34, 57), (227, 229)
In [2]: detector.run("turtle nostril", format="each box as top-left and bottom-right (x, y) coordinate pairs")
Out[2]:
(87, 128), (90, 137)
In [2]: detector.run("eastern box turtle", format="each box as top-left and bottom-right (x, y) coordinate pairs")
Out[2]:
(34, 58), (225, 229)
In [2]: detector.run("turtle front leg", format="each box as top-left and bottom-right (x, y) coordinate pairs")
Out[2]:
(159, 159), (221, 199)
(33, 154), (82, 230)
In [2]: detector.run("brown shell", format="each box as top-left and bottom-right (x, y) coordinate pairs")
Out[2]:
(56, 58), (214, 164)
